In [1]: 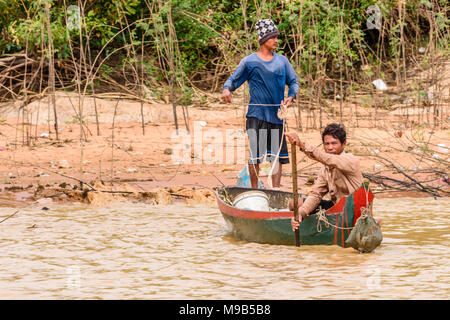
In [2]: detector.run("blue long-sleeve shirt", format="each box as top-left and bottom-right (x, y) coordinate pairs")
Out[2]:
(223, 52), (299, 124)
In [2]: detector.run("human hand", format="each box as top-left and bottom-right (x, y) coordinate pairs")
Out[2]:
(291, 209), (308, 231)
(291, 216), (302, 231)
(285, 132), (306, 151)
(285, 131), (301, 146)
(282, 96), (294, 108)
(221, 88), (232, 103)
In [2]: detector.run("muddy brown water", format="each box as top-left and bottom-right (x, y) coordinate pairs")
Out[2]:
(0, 197), (448, 299)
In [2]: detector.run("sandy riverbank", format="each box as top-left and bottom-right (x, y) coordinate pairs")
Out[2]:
(0, 91), (448, 208)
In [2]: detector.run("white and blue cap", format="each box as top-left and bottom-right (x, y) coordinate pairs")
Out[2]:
(255, 19), (280, 45)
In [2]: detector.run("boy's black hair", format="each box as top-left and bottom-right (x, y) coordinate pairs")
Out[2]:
(322, 123), (346, 144)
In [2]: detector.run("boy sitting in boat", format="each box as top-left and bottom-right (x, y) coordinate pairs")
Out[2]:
(284, 123), (364, 231)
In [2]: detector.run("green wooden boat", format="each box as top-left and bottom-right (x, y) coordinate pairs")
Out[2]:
(216, 185), (374, 247)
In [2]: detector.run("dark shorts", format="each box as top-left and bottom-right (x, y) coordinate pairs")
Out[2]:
(246, 117), (289, 165)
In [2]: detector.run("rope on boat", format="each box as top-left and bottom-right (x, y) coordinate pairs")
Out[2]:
(315, 183), (373, 233)
(222, 188), (233, 206)
(316, 208), (354, 232)
(315, 203), (372, 232)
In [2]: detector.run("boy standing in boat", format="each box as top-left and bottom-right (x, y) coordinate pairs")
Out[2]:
(285, 123), (364, 230)
(221, 19), (299, 189)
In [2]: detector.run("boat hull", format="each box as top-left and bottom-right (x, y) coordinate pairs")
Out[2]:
(216, 186), (374, 247)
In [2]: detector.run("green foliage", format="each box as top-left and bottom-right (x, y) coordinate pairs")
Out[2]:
(0, 0), (448, 92)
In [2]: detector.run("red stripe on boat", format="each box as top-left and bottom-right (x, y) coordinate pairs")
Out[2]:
(334, 212), (339, 245)
(344, 205), (349, 247)
(216, 186), (374, 223)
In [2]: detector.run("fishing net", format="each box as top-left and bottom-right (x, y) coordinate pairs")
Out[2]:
(345, 207), (383, 253)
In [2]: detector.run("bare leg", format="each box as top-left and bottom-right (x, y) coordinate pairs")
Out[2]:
(271, 161), (282, 188)
(249, 163), (260, 189)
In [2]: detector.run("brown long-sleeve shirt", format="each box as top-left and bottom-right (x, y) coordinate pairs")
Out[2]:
(299, 144), (364, 217)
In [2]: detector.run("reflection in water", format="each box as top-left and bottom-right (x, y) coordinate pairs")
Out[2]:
(0, 197), (448, 299)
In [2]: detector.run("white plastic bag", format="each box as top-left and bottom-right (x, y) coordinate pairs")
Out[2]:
(372, 79), (388, 91)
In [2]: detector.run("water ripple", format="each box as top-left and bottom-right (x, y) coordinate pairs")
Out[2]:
(0, 198), (448, 299)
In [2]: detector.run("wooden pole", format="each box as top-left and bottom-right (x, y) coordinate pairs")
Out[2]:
(291, 142), (300, 247)
(166, 2), (179, 135)
(44, 0), (58, 140)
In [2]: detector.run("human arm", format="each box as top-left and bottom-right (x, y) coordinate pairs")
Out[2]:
(285, 132), (357, 174)
(303, 146), (358, 174)
(290, 170), (328, 231)
(284, 59), (299, 108)
(222, 58), (249, 103)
